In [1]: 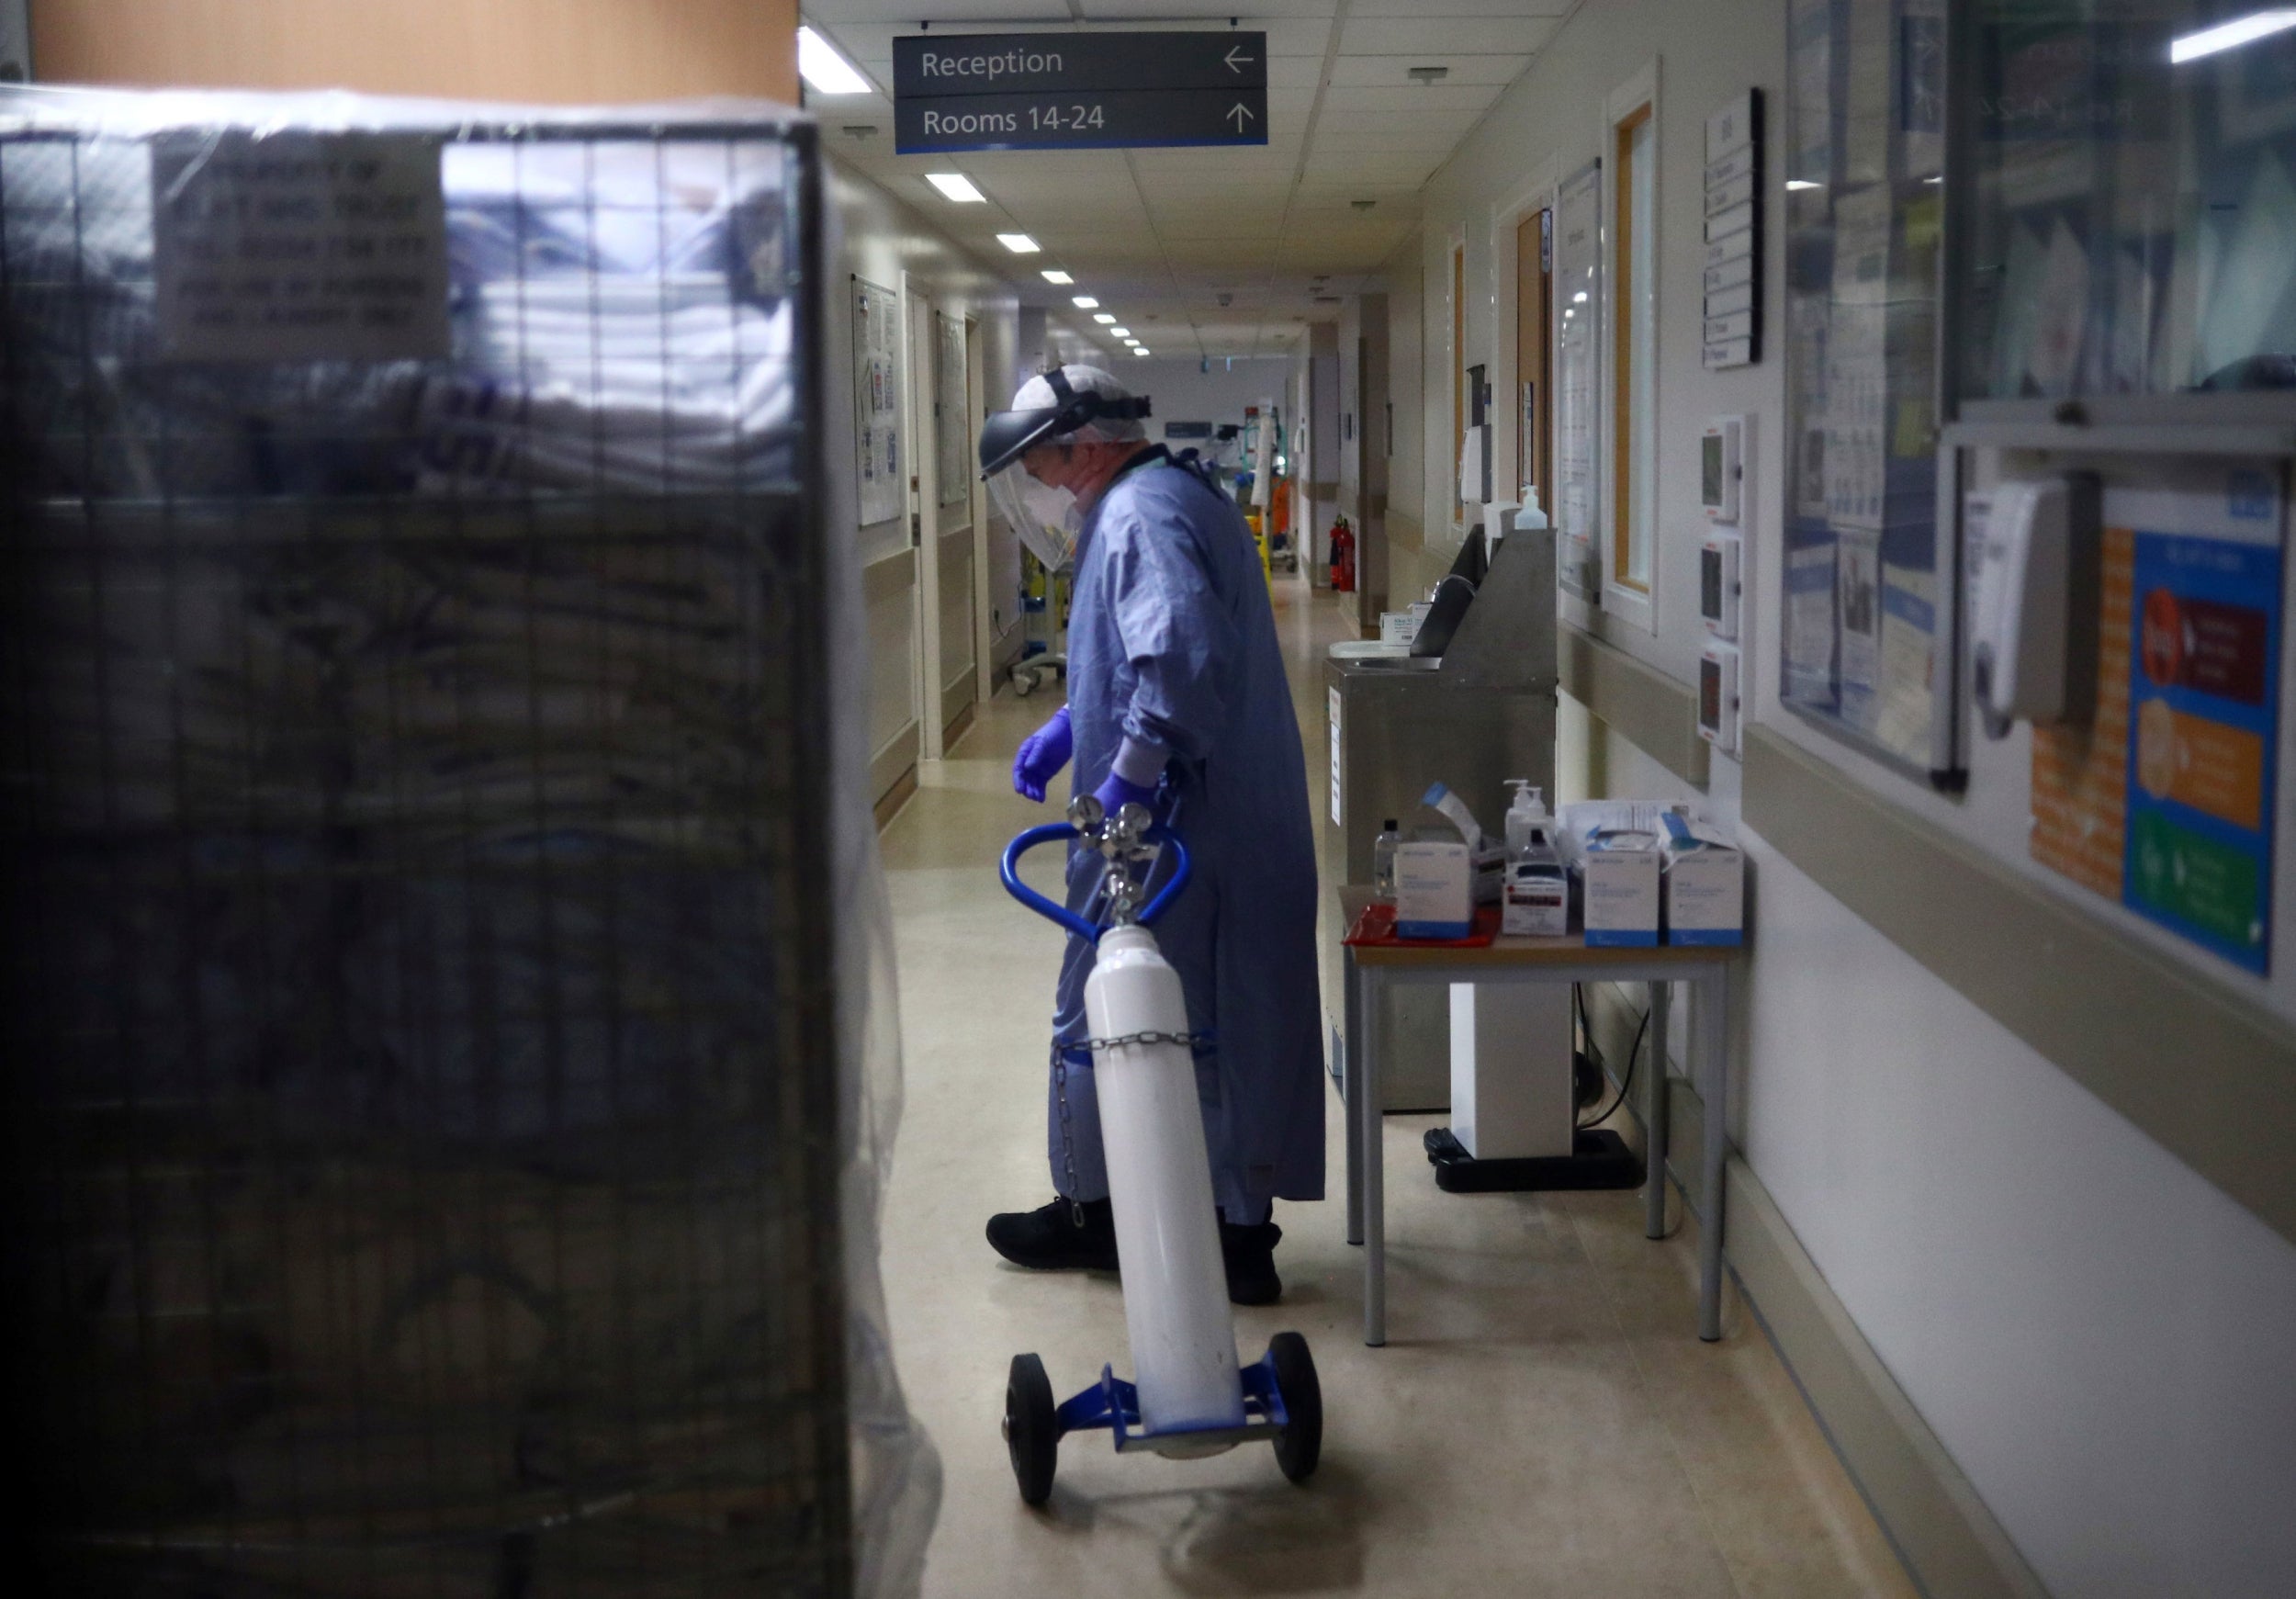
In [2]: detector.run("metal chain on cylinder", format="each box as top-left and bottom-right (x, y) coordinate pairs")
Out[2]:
(1082, 1030), (1214, 1053)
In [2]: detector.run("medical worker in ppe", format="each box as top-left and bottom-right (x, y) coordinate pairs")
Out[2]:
(981, 366), (1322, 1305)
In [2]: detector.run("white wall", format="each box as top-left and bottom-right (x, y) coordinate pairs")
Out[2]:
(1382, 236), (1428, 598)
(1121, 354), (1297, 441)
(1408, 3), (2296, 1593)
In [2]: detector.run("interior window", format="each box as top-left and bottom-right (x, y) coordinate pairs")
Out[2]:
(1614, 105), (1657, 592)
(1451, 241), (1467, 526)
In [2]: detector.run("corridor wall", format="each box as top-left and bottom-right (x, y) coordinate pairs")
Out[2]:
(824, 159), (1020, 814)
(1401, 2), (2296, 1595)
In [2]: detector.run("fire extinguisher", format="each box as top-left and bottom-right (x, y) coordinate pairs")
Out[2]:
(1328, 516), (1356, 592)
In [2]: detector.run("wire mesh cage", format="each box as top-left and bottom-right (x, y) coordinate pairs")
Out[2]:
(0, 89), (847, 1595)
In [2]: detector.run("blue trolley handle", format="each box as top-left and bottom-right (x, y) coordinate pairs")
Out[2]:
(1000, 822), (1193, 944)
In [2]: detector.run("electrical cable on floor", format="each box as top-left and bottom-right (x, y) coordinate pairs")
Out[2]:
(1578, 993), (1649, 1132)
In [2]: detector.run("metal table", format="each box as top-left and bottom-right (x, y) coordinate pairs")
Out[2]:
(1339, 888), (1739, 1346)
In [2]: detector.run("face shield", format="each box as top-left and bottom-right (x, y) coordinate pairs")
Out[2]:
(978, 366), (1150, 571)
(987, 456), (1084, 570)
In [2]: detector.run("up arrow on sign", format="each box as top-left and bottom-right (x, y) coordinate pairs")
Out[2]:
(1228, 103), (1255, 130)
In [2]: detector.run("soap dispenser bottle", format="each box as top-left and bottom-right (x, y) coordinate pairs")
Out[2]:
(1502, 782), (1569, 937)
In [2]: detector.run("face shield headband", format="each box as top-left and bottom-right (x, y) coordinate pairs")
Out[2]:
(978, 367), (1153, 569)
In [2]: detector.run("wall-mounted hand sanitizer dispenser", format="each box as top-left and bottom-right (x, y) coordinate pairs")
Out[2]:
(1970, 473), (2099, 740)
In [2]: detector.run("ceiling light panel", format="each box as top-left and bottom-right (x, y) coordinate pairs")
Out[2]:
(796, 27), (873, 96)
(1093, 313), (1117, 324)
(1072, 296), (1099, 309)
(1041, 269), (1073, 284)
(926, 172), (986, 203)
(996, 233), (1041, 253)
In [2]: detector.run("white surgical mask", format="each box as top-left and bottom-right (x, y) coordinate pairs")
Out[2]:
(989, 460), (1083, 569)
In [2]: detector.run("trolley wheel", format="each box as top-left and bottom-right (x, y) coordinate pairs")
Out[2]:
(1011, 667), (1037, 697)
(1003, 1353), (1060, 1506)
(1268, 1332), (1322, 1484)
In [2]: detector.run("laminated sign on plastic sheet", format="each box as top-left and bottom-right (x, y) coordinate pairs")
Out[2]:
(2031, 461), (2284, 974)
(0, 84), (927, 1598)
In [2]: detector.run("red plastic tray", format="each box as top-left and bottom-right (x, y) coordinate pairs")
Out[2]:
(1343, 902), (1502, 948)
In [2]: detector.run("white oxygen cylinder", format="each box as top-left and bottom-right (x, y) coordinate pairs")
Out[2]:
(1084, 923), (1245, 1436)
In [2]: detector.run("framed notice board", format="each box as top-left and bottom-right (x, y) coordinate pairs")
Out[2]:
(1781, 0), (1961, 784)
(852, 275), (904, 527)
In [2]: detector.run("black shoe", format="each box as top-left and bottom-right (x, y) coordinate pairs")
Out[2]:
(1221, 1220), (1284, 1306)
(987, 1197), (1120, 1273)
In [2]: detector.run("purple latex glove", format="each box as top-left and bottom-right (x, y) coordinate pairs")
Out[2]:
(1011, 706), (1073, 803)
(1092, 769), (1161, 818)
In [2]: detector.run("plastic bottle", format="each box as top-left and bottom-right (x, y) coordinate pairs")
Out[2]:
(1502, 783), (1569, 937)
(1514, 489), (1550, 533)
(1372, 818), (1402, 906)
(1503, 781), (1552, 855)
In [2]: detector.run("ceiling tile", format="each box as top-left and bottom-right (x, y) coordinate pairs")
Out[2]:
(806, 0), (1071, 20)
(1303, 106), (1485, 134)
(1071, 0), (1346, 18)
(1328, 54), (1529, 87)
(1127, 149), (1303, 173)
(809, 4), (1530, 361)
(1320, 83), (1503, 115)
(805, 90), (895, 125)
(1310, 127), (1464, 153)
(1340, 17), (1559, 54)
(1084, 16), (1334, 55)
(1347, 1), (1572, 17)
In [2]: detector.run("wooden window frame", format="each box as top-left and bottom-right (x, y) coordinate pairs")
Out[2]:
(1612, 102), (1654, 593)
(1601, 60), (1660, 633)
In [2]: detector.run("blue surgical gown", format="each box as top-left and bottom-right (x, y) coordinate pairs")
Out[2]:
(1048, 455), (1324, 1219)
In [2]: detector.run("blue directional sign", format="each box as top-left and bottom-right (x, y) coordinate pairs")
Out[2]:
(892, 31), (1267, 153)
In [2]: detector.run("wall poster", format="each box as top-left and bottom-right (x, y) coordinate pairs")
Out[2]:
(1553, 159), (1604, 600)
(852, 275), (903, 528)
(2032, 461), (2283, 974)
(1780, 0), (1956, 783)
(936, 310), (970, 509)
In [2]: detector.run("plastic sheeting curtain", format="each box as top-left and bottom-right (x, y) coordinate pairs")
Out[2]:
(0, 85), (935, 1597)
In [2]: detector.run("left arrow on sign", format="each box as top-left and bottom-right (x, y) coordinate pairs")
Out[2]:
(1228, 103), (1255, 129)
(1224, 45), (1255, 72)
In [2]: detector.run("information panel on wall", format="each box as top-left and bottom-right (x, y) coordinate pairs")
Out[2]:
(1703, 89), (1762, 369)
(1780, 0), (1954, 783)
(1553, 159), (1604, 602)
(852, 276), (903, 528)
(2030, 461), (2284, 974)
(937, 311), (969, 509)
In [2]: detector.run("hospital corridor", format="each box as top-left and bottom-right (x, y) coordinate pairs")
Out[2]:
(876, 573), (1913, 1596)
(0, 5), (2291, 1599)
